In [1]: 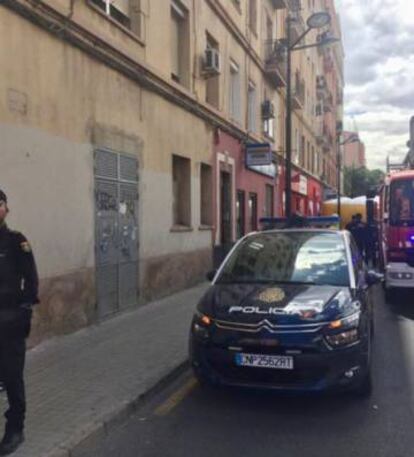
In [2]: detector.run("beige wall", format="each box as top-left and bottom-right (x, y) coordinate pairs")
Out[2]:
(0, 5), (213, 281)
(0, 124), (95, 279)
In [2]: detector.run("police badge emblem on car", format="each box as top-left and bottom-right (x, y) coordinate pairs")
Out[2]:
(257, 288), (285, 303)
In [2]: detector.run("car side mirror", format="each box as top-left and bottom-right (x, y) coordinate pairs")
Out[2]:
(206, 270), (217, 282)
(366, 270), (384, 287)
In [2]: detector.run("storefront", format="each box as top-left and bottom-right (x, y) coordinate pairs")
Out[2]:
(307, 176), (323, 216)
(279, 166), (323, 217)
(213, 129), (279, 253)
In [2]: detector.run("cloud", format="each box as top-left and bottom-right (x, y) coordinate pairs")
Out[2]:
(336, 0), (413, 167)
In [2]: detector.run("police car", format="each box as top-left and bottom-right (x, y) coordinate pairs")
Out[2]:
(189, 217), (382, 396)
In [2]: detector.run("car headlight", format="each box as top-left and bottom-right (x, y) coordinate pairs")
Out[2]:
(328, 311), (360, 330)
(325, 329), (359, 347)
(325, 311), (360, 348)
(192, 311), (213, 339)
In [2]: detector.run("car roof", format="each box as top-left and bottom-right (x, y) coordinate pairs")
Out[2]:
(246, 229), (348, 236)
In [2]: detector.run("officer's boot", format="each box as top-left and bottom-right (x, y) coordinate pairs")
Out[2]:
(0, 425), (24, 456)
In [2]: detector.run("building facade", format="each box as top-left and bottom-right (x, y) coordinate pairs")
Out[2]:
(342, 131), (366, 168)
(1, 0), (343, 344)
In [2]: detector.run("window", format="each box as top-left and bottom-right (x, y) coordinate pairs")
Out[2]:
(307, 141), (311, 171)
(390, 179), (414, 225)
(171, 1), (189, 87)
(229, 60), (241, 124)
(247, 81), (256, 133)
(205, 34), (220, 109)
(248, 193), (258, 232)
(200, 164), (213, 226)
(264, 118), (274, 139)
(265, 185), (274, 218)
(129, 0), (143, 38)
(293, 129), (299, 164)
(312, 146), (316, 174)
(248, 0), (257, 34)
(300, 135), (305, 167)
(384, 185), (390, 215)
(236, 190), (246, 239)
(172, 155), (191, 227)
(266, 14), (273, 41)
(90, 0), (131, 28)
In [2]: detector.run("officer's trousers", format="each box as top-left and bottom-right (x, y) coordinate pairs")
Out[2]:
(0, 335), (26, 432)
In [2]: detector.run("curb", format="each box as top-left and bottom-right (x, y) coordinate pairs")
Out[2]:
(41, 360), (190, 457)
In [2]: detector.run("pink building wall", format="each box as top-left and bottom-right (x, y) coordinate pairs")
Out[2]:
(343, 131), (366, 168)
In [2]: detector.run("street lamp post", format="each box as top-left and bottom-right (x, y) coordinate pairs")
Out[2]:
(284, 11), (338, 218)
(285, 16), (293, 218)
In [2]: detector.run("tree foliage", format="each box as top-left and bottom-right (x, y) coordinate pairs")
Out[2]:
(343, 167), (385, 198)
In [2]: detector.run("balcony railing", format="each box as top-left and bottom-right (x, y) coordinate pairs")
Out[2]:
(263, 39), (287, 87)
(292, 71), (305, 110)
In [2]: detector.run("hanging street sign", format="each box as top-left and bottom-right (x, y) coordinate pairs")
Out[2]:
(246, 143), (272, 167)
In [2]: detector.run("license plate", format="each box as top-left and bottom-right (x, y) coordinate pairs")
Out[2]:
(235, 353), (294, 370)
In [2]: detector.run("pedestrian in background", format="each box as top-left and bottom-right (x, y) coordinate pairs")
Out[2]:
(353, 213), (368, 260)
(346, 215), (357, 233)
(0, 190), (39, 455)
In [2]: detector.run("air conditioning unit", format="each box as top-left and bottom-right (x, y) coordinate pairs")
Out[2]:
(204, 48), (221, 76)
(262, 100), (275, 119)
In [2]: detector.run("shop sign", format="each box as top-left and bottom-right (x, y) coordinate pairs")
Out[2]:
(246, 143), (272, 166)
(292, 175), (308, 196)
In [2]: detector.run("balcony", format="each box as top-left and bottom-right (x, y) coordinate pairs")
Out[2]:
(271, 0), (288, 8)
(292, 71), (305, 110)
(287, 0), (306, 44)
(264, 39), (287, 87)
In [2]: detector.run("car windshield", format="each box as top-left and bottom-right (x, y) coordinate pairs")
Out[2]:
(390, 179), (414, 226)
(217, 232), (350, 287)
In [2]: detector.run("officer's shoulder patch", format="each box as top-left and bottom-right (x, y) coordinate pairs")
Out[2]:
(10, 231), (31, 253)
(20, 241), (31, 253)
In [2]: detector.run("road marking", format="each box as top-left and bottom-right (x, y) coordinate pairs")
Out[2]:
(154, 377), (198, 417)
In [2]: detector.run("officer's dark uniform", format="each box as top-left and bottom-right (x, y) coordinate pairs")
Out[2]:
(0, 202), (38, 451)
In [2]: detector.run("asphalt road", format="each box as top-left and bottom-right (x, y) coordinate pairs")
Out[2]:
(90, 286), (414, 457)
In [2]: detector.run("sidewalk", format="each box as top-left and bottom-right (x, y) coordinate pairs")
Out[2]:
(0, 282), (208, 457)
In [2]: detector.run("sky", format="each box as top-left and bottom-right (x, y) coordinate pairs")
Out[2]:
(334, 0), (414, 170)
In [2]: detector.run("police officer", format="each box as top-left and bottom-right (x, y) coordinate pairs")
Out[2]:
(353, 213), (368, 259)
(0, 190), (39, 455)
(345, 215), (357, 232)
